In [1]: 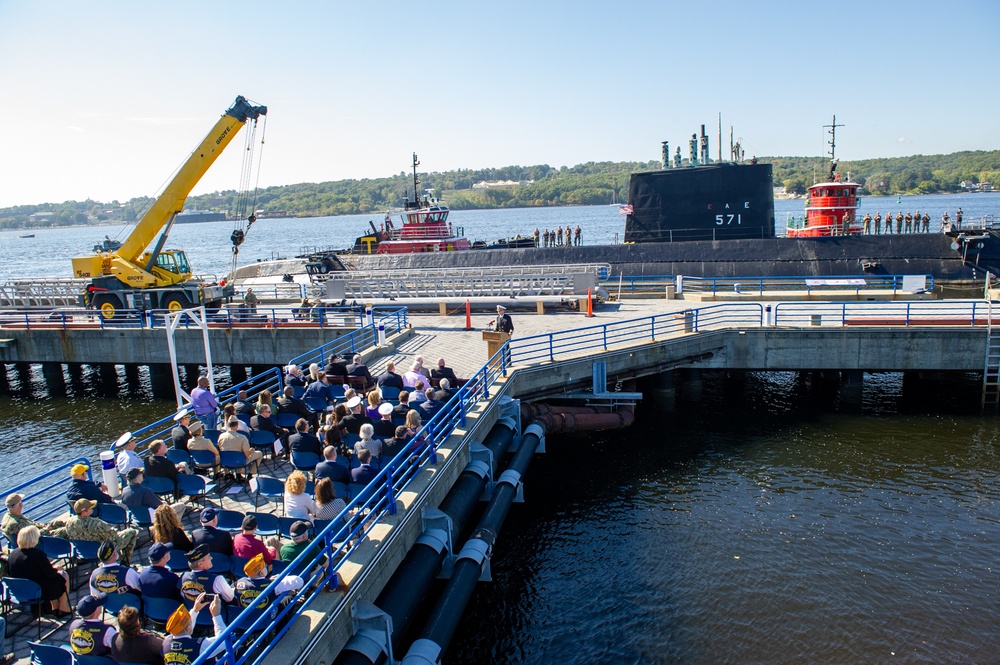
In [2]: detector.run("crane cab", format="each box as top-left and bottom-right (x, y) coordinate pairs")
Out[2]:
(142, 250), (193, 285)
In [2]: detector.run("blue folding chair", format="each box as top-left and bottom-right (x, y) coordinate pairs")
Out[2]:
(189, 449), (218, 474)
(277, 516), (299, 538)
(305, 396), (329, 413)
(27, 641), (72, 665)
(292, 386), (306, 399)
(166, 448), (192, 468)
(230, 556), (251, 580)
(276, 412), (299, 430)
(165, 549), (190, 572)
(249, 430), (277, 467)
(73, 654), (119, 665)
(126, 505), (153, 530)
(247, 512), (279, 536)
(142, 596), (182, 629)
(380, 386), (401, 401)
(291, 451), (321, 474)
(220, 450), (252, 479)
(143, 475), (176, 500)
(208, 552), (232, 577)
(71, 540), (102, 580)
(237, 413), (253, 427)
(3, 578), (44, 639)
(270, 559), (291, 576)
(347, 484), (366, 501)
(249, 476), (285, 513)
(216, 509), (246, 533)
(203, 429), (221, 445)
(328, 384), (346, 400)
(331, 481), (349, 500)
(97, 503), (129, 530)
(102, 590), (141, 619)
(177, 474), (216, 507)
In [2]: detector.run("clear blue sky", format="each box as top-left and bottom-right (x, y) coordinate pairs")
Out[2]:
(0, 0), (997, 207)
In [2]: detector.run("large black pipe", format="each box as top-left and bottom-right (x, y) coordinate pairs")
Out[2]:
(400, 422), (546, 665)
(335, 419), (518, 665)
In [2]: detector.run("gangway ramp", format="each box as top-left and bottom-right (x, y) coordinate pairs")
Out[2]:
(0, 278), (86, 308)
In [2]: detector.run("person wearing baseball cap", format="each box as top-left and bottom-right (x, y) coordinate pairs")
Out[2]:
(89, 539), (141, 598)
(233, 515), (275, 566)
(179, 544), (235, 604)
(1, 493), (55, 544)
(67, 463), (115, 506)
(120, 463), (190, 523)
(218, 413), (260, 477)
(63, 499), (139, 566)
(161, 592), (227, 662)
(171, 409), (192, 452)
(68, 592), (115, 657)
(137, 542), (182, 602)
(234, 553), (273, 610)
(191, 507), (234, 556)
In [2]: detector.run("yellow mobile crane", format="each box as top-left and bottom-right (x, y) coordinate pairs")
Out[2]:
(72, 95), (267, 318)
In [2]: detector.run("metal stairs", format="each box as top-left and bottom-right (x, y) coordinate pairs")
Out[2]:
(982, 300), (1000, 412)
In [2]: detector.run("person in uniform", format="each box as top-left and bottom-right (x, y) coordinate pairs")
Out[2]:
(243, 287), (258, 313)
(895, 211), (903, 234)
(874, 212), (882, 235)
(942, 211), (951, 232)
(863, 213), (871, 234)
(883, 212), (892, 234)
(161, 594), (227, 663)
(171, 409), (192, 452)
(956, 207), (963, 227)
(68, 593), (116, 658)
(922, 212), (930, 233)
(179, 544), (236, 604)
(1, 493), (60, 544)
(575, 225), (582, 246)
(904, 212), (913, 233)
(89, 539), (141, 598)
(64, 499), (139, 565)
(533, 228), (539, 247)
(494, 305), (514, 335)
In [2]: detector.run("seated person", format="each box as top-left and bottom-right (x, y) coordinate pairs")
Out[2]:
(179, 544), (235, 604)
(89, 539), (141, 597)
(63, 499), (139, 565)
(8, 525), (71, 618)
(1, 493), (60, 544)
(376, 362), (404, 390)
(346, 354), (374, 389)
(161, 595), (228, 662)
(277, 385), (316, 427)
(121, 468), (188, 523)
(431, 357), (460, 385)
(186, 419), (221, 470)
(218, 415), (262, 475)
(288, 418), (323, 457)
(354, 423), (382, 459)
(233, 515), (276, 564)
(110, 606), (164, 665)
(138, 542), (182, 602)
(144, 439), (190, 494)
(314, 446), (351, 485)
(339, 396), (372, 436)
(191, 508), (234, 556)
(252, 403), (289, 452)
(391, 391), (411, 420)
(68, 593), (116, 658)
(350, 449), (378, 485)
(284, 471), (317, 520)
(67, 463), (115, 505)
(373, 402), (396, 438)
(114, 432), (143, 476)
(170, 409), (192, 452)
(324, 353), (349, 381)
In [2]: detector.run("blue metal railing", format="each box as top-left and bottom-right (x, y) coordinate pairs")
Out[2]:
(680, 274), (935, 297)
(285, 307), (408, 370)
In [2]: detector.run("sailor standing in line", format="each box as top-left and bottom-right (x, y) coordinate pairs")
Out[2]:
(863, 213), (871, 234)
(494, 305), (514, 336)
(883, 212), (892, 234)
(904, 212), (913, 233)
(921, 212), (930, 233)
(874, 212), (882, 235)
(956, 207), (963, 228)
(895, 211), (904, 234)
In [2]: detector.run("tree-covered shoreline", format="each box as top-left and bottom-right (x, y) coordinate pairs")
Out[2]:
(2, 151), (997, 230)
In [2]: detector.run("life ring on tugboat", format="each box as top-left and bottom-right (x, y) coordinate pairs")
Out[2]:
(381, 231), (389, 240)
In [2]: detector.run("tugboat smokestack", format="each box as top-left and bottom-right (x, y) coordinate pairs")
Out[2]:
(661, 141), (670, 169)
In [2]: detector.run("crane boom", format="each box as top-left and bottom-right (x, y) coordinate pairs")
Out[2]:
(72, 95), (267, 318)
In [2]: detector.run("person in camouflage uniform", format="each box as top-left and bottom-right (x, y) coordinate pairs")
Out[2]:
(1, 493), (68, 544)
(61, 499), (138, 565)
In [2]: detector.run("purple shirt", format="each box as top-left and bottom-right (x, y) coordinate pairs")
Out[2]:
(190, 386), (219, 416)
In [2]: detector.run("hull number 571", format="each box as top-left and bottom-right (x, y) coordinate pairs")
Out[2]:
(715, 214), (742, 225)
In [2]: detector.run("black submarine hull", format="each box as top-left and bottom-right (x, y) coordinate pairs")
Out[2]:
(343, 233), (984, 283)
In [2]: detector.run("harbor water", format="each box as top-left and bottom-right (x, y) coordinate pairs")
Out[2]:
(1, 200), (1000, 662)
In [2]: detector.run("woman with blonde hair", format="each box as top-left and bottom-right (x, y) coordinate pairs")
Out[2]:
(365, 389), (382, 419)
(8, 525), (71, 616)
(405, 409), (421, 438)
(256, 389), (276, 415)
(152, 503), (193, 551)
(308, 363), (320, 383)
(284, 470), (317, 520)
(313, 478), (347, 522)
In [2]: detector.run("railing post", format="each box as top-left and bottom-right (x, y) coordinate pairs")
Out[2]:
(905, 302), (911, 326)
(385, 468), (396, 516)
(651, 316), (655, 340)
(603, 325), (608, 350)
(226, 309), (232, 330)
(548, 334), (554, 362)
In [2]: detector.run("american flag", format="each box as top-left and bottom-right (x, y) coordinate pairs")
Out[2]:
(619, 204), (633, 215)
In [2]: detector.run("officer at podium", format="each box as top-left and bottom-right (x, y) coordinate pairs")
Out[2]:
(495, 305), (514, 335)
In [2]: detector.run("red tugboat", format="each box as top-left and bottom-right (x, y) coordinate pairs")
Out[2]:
(786, 116), (862, 237)
(351, 153), (471, 254)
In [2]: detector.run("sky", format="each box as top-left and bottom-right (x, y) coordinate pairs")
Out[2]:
(0, 0), (998, 208)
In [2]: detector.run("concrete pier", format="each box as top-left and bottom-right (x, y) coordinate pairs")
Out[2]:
(680, 367), (703, 402)
(15, 362), (32, 394)
(0, 364), (9, 395)
(840, 369), (864, 407)
(148, 363), (174, 400)
(649, 370), (676, 412)
(42, 362), (66, 396)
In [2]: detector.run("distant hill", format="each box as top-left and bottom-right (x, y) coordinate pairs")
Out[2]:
(2, 152), (997, 230)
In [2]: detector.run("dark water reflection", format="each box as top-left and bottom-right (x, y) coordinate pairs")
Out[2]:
(448, 372), (1000, 664)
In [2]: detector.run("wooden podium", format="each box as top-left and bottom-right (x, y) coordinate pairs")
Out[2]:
(482, 331), (511, 358)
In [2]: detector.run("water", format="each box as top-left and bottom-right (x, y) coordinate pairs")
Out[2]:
(447, 371), (1000, 664)
(2, 194), (997, 281)
(4, 199), (1000, 662)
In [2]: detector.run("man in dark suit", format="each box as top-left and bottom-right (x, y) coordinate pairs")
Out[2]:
(376, 362), (404, 391)
(233, 390), (256, 416)
(144, 440), (188, 499)
(314, 447), (351, 484)
(284, 365), (307, 389)
(418, 388), (444, 420)
(373, 403), (396, 437)
(190, 508), (234, 556)
(391, 391), (411, 420)
(431, 357), (459, 385)
(277, 386), (315, 426)
(250, 404), (288, 450)
(350, 449), (377, 485)
(287, 419), (322, 457)
(346, 354), (374, 388)
(324, 354), (349, 381)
